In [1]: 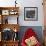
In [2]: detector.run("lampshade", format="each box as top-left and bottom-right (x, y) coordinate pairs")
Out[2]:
(13, 28), (17, 32)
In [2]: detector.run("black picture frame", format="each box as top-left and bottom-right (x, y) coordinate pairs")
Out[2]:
(24, 7), (38, 21)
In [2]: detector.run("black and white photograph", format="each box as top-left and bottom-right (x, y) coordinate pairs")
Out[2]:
(24, 7), (38, 21)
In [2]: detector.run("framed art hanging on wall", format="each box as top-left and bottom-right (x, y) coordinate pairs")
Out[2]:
(24, 7), (38, 21)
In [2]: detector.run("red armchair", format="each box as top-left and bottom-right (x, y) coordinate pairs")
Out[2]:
(21, 28), (41, 46)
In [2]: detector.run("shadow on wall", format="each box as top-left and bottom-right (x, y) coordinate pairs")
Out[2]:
(18, 26), (44, 44)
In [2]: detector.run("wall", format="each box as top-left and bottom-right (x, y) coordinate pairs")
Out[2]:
(0, 0), (44, 26)
(18, 0), (44, 26)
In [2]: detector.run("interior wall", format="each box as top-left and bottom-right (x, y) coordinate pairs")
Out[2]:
(18, 0), (44, 26)
(0, 0), (44, 26)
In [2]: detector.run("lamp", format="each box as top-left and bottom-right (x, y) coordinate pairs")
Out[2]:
(15, 0), (17, 7)
(14, 28), (17, 32)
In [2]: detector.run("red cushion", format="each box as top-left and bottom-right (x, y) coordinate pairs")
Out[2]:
(21, 28), (41, 46)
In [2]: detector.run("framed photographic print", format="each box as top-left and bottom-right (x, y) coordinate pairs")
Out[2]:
(8, 16), (18, 24)
(1, 28), (13, 41)
(24, 7), (38, 21)
(2, 16), (8, 24)
(2, 10), (9, 15)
